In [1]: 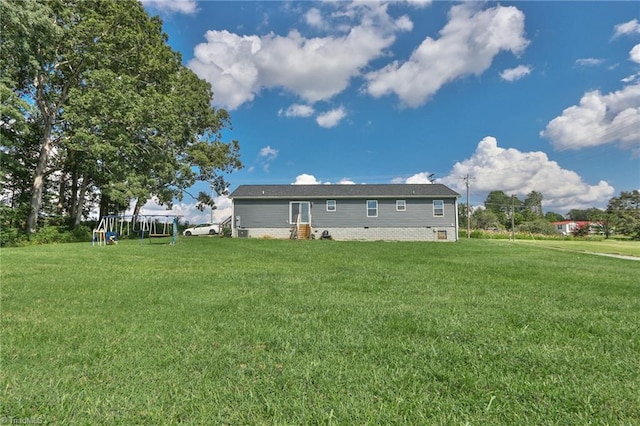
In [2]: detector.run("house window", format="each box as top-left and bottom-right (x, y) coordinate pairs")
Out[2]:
(437, 230), (447, 240)
(367, 200), (378, 217)
(396, 200), (406, 211)
(433, 200), (444, 217)
(326, 200), (336, 212)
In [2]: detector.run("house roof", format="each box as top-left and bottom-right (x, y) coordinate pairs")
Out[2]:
(230, 184), (460, 199)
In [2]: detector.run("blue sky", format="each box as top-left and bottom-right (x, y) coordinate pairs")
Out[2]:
(138, 0), (640, 224)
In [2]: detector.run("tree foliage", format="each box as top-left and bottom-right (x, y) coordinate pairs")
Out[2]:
(544, 211), (564, 222)
(0, 0), (241, 233)
(607, 190), (640, 240)
(475, 188), (640, 239)
(518, 219), (557, 235)
(471, 208), (501, 230)
(523, 191), (543, 220)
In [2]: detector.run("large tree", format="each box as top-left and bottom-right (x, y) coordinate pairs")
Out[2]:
(544, 211), (564, 222)
(586, 208), (614, 239)
(1, 0), (241, 233)
(523, 190), (543, 220)
(566, 208), (602, 221)
(0, 79), (40, 228)
(471, 208), (501, 230)
(607, 190), (640, 239)
(484, 190), (522, 228)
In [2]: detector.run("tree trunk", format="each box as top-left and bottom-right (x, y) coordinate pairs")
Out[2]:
(73, 174), (89, 227)
(57, 172), (67, 216)
(99, 193), (109, 219)
(70, 169), (79, 219)
(133, 198), (144, 216)
(27, 73), (70, 234)
(26, 122), (54, 234)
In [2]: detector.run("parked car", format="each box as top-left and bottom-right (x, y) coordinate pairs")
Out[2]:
(183, 223), (218, 236)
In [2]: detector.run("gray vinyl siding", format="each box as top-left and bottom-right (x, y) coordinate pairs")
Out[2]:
(234, 200), (290, 228)
(234, 198), (456, 228)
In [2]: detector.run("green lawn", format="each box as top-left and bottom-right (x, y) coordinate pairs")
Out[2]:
(515, 238), (640, 258)
(2, 238), (639, 424)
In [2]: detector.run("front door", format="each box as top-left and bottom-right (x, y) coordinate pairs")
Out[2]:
(290, 201), (310, 224)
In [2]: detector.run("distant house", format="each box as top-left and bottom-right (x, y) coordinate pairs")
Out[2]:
(552, 220), (602, 236)
(229, 184), (460, 241)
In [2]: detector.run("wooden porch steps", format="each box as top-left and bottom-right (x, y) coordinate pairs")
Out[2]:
(297, 224), (311, 240)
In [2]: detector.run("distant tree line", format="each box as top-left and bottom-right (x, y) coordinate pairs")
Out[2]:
(459, 190), (640, 239)
(1, 0), (242, 243)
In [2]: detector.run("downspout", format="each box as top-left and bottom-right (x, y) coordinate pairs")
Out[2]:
(454, 197), (459, 241)
(231, 197), (236, 238)
(309, 201), (313, 238)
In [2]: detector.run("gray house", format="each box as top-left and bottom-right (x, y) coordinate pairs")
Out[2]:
(229, 184), (460, 241)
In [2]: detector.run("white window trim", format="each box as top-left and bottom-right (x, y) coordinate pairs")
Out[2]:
(433, 199), (444, 217)
(289, 201), (310, 224)
(367, 200), (378, 217)
(396, 200), (406, 211)
(326, 200), (336, 212)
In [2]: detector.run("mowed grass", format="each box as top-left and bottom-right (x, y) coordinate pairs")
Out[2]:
(516, 238), (640, 258)
(1, 238), (639, 424)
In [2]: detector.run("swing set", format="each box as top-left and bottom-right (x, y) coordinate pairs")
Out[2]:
(92, 214), (179, 246)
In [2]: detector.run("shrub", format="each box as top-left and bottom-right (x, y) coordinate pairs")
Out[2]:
(518, 219), (557, 235)
(469, 230), (486, 239)
(573, 223), (591, 237)
(72, 225), (93, 242)
(0, 225), (94, 247)
(0, 227), (21, 247)
(30, 226), (72, 244)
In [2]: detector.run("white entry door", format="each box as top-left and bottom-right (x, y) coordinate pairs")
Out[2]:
(290, 201), (310, 224)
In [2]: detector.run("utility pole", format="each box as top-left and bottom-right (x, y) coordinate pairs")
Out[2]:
(464, 174), (474, 238)
(511, 194), (515, 241)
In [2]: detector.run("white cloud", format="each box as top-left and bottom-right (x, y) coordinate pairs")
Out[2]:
(613, 19), (640, 38)
(256, 21), (399, 103)
(124, 195), (232, 226)
(292, 174), (356, 185)
(500, 65), (532, 82)
(279, 104), (315, 118)
(305, 8), (325, 29)
(404, 0), (433, 8)
(316, 107), (347, 128)
(259, 145), (278, 161)
(622, 72), (640, 84)
(540, 84), (640, 151)
(575, 58), (604, 67)
(257, 145), (278, 171)
(337, 178), (356, 185)
(394, 15), (414, 32)
(189, 30), (262, 110)
(293, 174), (323, 185)
(392, 172), (436, 184)
(188, 3), (411, 110)
(140, 0), (197, 15)
(365, 3), (528, 107)
(441, 137), (616, 212)
(630, 44), (640, 64)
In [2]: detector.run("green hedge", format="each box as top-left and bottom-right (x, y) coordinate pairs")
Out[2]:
(0, 225), (93, 247)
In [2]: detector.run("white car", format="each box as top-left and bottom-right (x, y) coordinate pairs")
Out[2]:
(183, 223), (218, 236)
